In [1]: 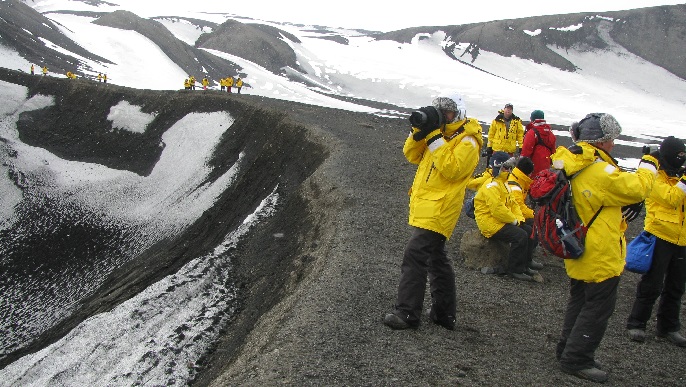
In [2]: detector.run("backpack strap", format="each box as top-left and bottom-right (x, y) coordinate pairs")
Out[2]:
(586, 206), (604, 228)
(531, 127), (554, 153)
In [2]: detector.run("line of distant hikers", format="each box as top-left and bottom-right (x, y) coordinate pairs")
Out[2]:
(29, 64), (245, 93)
(184, 75), (244, 93)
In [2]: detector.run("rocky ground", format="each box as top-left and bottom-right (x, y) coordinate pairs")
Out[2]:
(200, 100), (686, 385)
(1, 69), (684, 385)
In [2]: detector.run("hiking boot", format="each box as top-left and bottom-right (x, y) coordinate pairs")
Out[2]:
(529, 260), (544, 270)
(525, 267), (539, 275)
(561, 366), (608, 383)
(383, 313), (417, 330)
(509, 272), (533, 282)
(656, 331), (686, 347)
(627, 328), (646, 343)
(425, 309), (456, 331)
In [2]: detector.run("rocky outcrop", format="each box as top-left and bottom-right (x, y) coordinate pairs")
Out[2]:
(93, 10), (241, 80)
(197, 19), (301, 74)
(0, 0), (111, 73)
(377, 4), (686, 79)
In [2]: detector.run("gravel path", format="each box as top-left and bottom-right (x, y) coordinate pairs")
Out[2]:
(206, 99), (686, 386)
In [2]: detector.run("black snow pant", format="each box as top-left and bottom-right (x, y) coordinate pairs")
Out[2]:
(627, 237), (686, 333)
(489, 223), (534, 274)
(393, 227), (455, 326)
(557, 276), (620, 371)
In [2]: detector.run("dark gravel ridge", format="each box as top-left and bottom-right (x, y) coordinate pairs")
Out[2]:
(203, 100), (686, 386)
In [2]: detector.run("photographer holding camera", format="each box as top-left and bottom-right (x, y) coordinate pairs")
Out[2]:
(626, 136), (686, 348)
(384, 93), (483, 331)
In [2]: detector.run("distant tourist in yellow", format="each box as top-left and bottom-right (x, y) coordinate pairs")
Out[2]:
(42, 66), (48, 76)
(226, 76), (233, 93)
(30, 64), (34, 75)
(236, 77), (243, 94)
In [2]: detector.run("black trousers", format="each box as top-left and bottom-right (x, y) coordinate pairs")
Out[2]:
(489, 223), (534, 273)
(394, 227), (456, 325)
(627, 237), (686, 333)
(557, 276), (620, 370)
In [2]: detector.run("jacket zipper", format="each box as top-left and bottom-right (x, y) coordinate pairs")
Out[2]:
(426, 162), (435, 182)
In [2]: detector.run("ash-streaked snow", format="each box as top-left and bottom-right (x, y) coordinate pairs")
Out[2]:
(1, 189), (279, 386)
(0, 83), (246, 363)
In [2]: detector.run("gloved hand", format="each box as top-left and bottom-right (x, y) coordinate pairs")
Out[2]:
(622, 201), (644, 222)
(486, 147), (493, 157)
(412, 125), (433, 141)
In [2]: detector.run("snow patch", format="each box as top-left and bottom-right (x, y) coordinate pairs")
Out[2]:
(550, 23), (583, 32)
(524, 29), (542, 36)
(107, 100), (157, 133)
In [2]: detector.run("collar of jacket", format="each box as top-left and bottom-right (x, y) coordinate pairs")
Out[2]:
(443, 119), (467, 138)
(510, 168), (532, 188)
(495, 112), (520, 123)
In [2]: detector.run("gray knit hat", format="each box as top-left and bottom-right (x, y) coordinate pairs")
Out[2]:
(432, 93), (467, 123)
(569, 113), (622, 144)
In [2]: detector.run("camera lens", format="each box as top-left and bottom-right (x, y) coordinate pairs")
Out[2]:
(409, 111), (427, 127)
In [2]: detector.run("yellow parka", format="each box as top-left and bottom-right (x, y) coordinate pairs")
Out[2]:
(404, 118), (483, 239)
(226, 77), (234, 87)
(551, 142), (659, 282)
(507, 167), (534, 219)
(184, 79), (190, 88)
(644, 170), (686, 246)
(236, 78), (243, 87)
(474, 171), (524, 238)
(487, 111), (524, 153)
(467, 168), (493, 192)
(202, 78), (209, 87)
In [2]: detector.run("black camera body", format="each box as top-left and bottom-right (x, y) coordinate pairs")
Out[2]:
(409, 106), (444, 132)
(642, 144), (659, 155)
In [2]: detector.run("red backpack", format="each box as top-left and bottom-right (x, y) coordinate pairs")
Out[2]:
(529, 167), (602, 259)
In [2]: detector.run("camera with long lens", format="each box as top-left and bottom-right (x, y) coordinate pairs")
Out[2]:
(409, 106), (444, 132)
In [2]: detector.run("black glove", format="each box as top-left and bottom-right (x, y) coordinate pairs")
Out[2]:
(622, 201), (644, 222)
(486, 147), (493, 156)
(412, 124), (433, 141)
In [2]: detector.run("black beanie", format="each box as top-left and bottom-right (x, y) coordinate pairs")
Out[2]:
(516, 157), (534, 176)
(660, 136), (685, 169)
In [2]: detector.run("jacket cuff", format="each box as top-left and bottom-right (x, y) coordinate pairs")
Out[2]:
(638, 155), (659, 175)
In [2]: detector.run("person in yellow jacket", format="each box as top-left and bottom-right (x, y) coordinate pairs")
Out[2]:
(30, 64), (34, 75)
(486, 103), (524, 156)
(66, 71), (76, 79)
(189, 75), (196, 90)
(626, 136), (686, 347)
(97, 73), (103, 82)
(202, 77), (209, 90)
(384, 93), (482, 331)
(506, 156), (543, 271)
(553, 113), (659, 383)
(474, 152), (537, 280)
(42, 65), (48, 76)
(236, 77), (243, 93)
(219, 77), (226, 91)
(226, 76), (234, 93)
(183, 78), (191, 90)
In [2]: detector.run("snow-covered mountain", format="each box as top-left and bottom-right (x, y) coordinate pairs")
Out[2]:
(1, 0), (684, 137)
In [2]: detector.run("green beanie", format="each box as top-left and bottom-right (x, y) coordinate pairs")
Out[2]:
(530, 110), (544, 121)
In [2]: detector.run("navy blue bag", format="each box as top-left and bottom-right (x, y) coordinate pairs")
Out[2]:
(625, 231), (656, 274)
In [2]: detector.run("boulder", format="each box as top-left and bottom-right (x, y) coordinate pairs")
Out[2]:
(458, 229), (509, 271)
